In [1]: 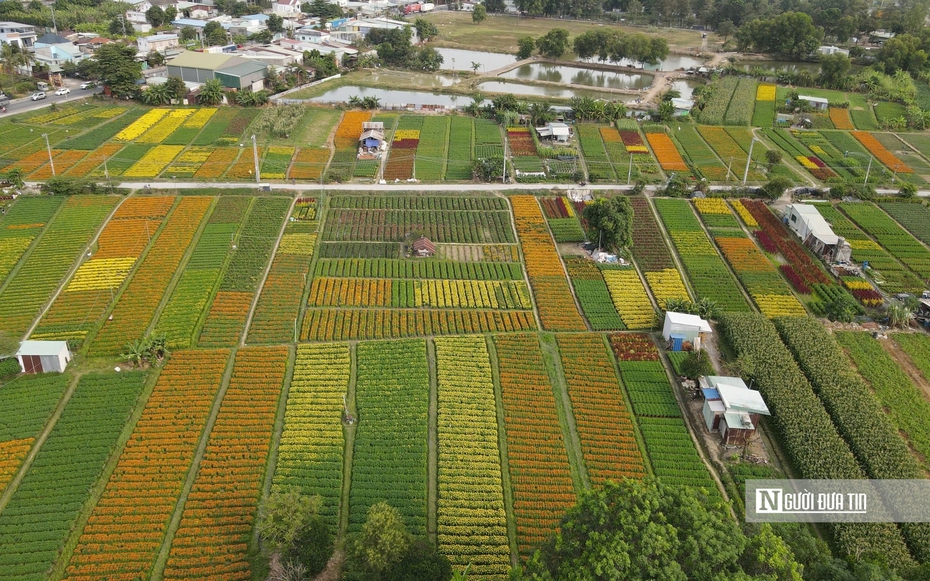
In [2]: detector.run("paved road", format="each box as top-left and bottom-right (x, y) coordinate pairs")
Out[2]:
(2, 82), (103, 118)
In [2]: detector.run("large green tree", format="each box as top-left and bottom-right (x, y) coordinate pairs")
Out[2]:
(735, 12), (824, 58)
(535, 28), (570, 59)
(583, 195), (634, 251)
(257, 487), (333, 576)
(95, 43), (142, 99)
(203, 20), (229, 46)
(345, 502), (411, 578)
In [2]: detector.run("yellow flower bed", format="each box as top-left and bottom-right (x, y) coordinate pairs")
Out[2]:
(123, 145), (184, 177)
(603, 269), (655, 329)
(67, 257), (137, 291)
(136, 109), (195, 143)
(626, 145), (649, 153)
(796, 155), (818, 169)
(177, 147), (214, 163)
(394, 129), (420, 140)
(849, 239), (882, 250)
(264, 173), (286, 179)
(645, 268), (691, 308)
(755, 293), (806, 317)
(93, 108), (125, 119)
(842, 277), (872, 290)
(694, 198), (730, 215)
(277, 233), (316, 254)
(413, 279), (532, 309)
(182, 108), (217, 128)
(756, 84), (776, 101)
(731, 200), (758, 227)
(115, 109), (170, 141)
(810, 145), (827, 156)
(268, 146), (294, 155)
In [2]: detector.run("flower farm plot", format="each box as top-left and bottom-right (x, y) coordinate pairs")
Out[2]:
(879, 202), (930, 247)
(272, 343), (349, 528)
(815, 204), (922, 294)
(434, 337), (511, 579)
(740, 199), (834, 293)
(136, 109), (194, 143)
(697, 127), (765, 182)
(190, 108), (236, 146)
(603, 122), (662, 183)
(719, 314), (914, 566)
(563, 257), (624, 330)
(829, 107), (855, 130)
(59, 108), (146, 150)
(696, 76), (739, 126)
(162, 346), (288, 581)
(840, 202), (930, 281)
(540, 196), (584, 243)
(0, 196), (64, 285)
(325, 195), (515, 244)
(114, 108), (170, 141)
(301, 308), (535, 341)
(646, 132), (687, 172)
(261, 146), (295, 180)
(28, 150), (88, 180)
(670, 125), (728, 181)
(652, 199), (751, 312)
(629, 197), (691, 309)
(288, 147), (330, 180)
(88, 197), (212, 355)
(349, 340), (429, 536)
(227, 146), (265, 180)
(693, 198), (742, 231)
(839, 332), (930, 471)
(601, 266), (655, 329)
(723, 77), (757, 126)
(872, 133), (930, 178)
(162, 107), (217, 145)
(494, 333), (576, 556)
(752, 83), (776, 127)
(576, 124), (616, 181)
(714, 235), (806, 317)
(163, 146), (212, 177)
(0, 196), (119, 339)
(445, 116), (474, 180)
(608, 334), (719, 493)
(386, 126), (419, 182)
(731, 199), (758, 228)
(329, 111), (371, 179)
(0, 372), (146, 581)
(557, 334), (645, 485)
(193, 147), (240, 179)
(415, 116), (449, 181)
(248, 228), (316, 343)
(61, 350), (230, 581)
(511, 196), (585, 331)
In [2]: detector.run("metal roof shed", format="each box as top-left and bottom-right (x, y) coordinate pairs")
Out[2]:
(16, 340), (71, 374)
(662, 311), (712, 344)
(216, 60), (268, 90)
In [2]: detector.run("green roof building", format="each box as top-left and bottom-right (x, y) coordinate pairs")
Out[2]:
(166, 50), (268, 91)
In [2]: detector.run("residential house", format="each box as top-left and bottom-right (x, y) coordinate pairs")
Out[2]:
(296, 27), (329, 44)
(34, 33), (85, 72)
(0, 21), (38, 49)
(125, 0), (154, 34)
(700, 376), (770, 446)
(138, 33), (179, 54)
(784, 203), (851, 262)
(797, 94), (829, 111)
(274, 0), (302, 16)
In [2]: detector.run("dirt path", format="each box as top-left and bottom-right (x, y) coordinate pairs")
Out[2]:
(881, 337), (930, 402)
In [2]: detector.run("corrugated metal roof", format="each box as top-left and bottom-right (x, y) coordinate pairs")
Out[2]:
(17, 340), (69, 357)
(218, 59), (267, 77)
(168, 50), (236, 70)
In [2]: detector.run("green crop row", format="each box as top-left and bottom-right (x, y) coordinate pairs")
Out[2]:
(445, 116), (473, 180)
(0, 373), (70, 442)
(563, 257), (625, 330)
(415, 116), (448, 182)
(324, 207), (515, 244)
(219, 197), (291, 292)
(840, 202), (930, 280)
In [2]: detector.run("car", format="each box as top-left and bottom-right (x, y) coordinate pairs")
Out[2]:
(54, 87), (70, 95)
(30, 92), (46, 101)
(80, 81), (95, 90)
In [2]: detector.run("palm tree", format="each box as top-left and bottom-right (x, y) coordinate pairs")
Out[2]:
(361, 96), (380, 109)
(347, 95), (362, 108)
(141, 83), (171, 105)
(528, 102), (553, 127)
(198, 78), (224, 106)
(121, 340), (146, 368)
(471, 61), (480, 74)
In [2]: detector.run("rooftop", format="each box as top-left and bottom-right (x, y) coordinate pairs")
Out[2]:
(167, 50), (236, 70)
(17, 340), (69, 357)
(665, 311), (712, 332)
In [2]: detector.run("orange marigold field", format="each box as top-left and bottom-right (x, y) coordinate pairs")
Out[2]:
(113, 196), (174, 219)
(301, 308), (535, 341)
(29, 150), (88, 179)
(646, 133), (688, 171)
(198, 291), (254, 347)
(334, 111), (371, 146)
(93, 217), (161, 259)
(852, 131), (913, 173)
(193, 148), (240, 179)
(162, 346), (288, 581)
(288, 147), (330, 179)
(0, 437), (34, 492)
(227, 147), (264, 179)
(65, 144), (123, 177)
(829, 108), (854, 130)
(2, 150), (55, 175)
(63, 350), (230, 581)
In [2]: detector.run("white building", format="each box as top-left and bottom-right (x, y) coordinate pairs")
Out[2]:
(138, 33), (179, 54)
(274, 0), (302, 16)
(16, 340), (71, 374)
(0, 21), (37, 49)
(818, 45), (850, 57)
(296, 27), (330, 44)
(536, 122), (571, 143)
(671, 97), (694, 116)
(700, 376), (770, 446)
(662, 311), (712, 351)
(797, 95), (829, 111)
(785, 203), (851, 262)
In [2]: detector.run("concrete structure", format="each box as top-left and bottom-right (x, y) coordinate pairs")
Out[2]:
(239, 44), (304, 67)
(274, 0), (302, 16)
(785, 203), (851, 262)
(296, 27), (330, 44)
(166, 50), (267, 90)
(798, 95), (829, 111)
(16, 340), (71, 374)
(671, 97), (694, 116)
(335, 17), (417, 43)
(662, 311), (711, 350)
(34, 33), (84, 71)
(0, 21), (37, 49)
(138, 33), (179, 54)
(818, 45), (850, 57)
(700, 376), (770, 446)
(536, 122), (571, 143)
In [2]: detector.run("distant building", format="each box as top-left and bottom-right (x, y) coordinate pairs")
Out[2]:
(274, 0), (302, 16)
(0, 21), (38, 49)
(797, 95), (829, 111)
(784, 203), (851, 262)
(536, 122), (571, 143)
(700, 376), (770, 446)
(16, 340), (71, 374)
(671, 97), (694, 116)
(34, 33), (85, 71)
(296, 27), (330, 44)
(818, 45), (849, 57)
(411, 236), (436, 257)
(138, 33), (179, 54)
(166, 50), (267, 91)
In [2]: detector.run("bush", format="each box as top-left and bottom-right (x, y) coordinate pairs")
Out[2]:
(0, 357), (20, 380)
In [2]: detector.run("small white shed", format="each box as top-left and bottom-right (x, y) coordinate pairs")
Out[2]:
(700, 376), (770, 445)
(662, 311), (712, 348)
(798, 95), (829, 111)
(16, 340), (71, 374)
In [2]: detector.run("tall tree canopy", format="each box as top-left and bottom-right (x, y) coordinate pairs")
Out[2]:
(95, 43), (141, 98)
(735, 11), (824, 58)
(583, 195), (634, 250)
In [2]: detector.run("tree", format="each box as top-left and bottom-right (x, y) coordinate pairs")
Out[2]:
(484, 0), (506, 11)
(95, 43), (142, 99)
(761, 176), (792, 200)
(165, 76), (187, 100)
(717, 19), (735, 43)
(472, 3), (487, 23)
(471, 61), (480, 74)
(765, 149), (783, 167)
(382, 540), (452, 581)
(147, 49), (165, 67)
(824, 293), (859, 323)
(164, 5), (177, 21)
(414, 18), (439, 41)
(887, 301), (915, 328)
(346, 502), (411, 577)
(6, 168), (24, 189)
(109, 17), (134, 37)
(521, 480), (756, 581)
(204, 21), (229, 46)
(735, 12), (824, 58)
(899, 182), (918, 198)
(517, 36), (535, 59)
(535, 28), (569, 59)
(145, 5), (165, 27)
(818, 53), (851, 89)
(583, 196), (633, 251)
(141, 83), (171, 105)
(258, 487), (333, 576)
(180, 26), (198, 42)
(267, 13), (285, 33)
(878, 33), (930, 75)
(198, 78), (225, 105)
(681, 350), (715, 379)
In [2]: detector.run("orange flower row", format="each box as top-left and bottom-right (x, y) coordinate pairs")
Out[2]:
(288, 147), (330, 180)
(301, 308), (535, 341)
(113, 195), (174, 220)
(829, 108), (854, 130)
(63, 350), (230, 581)
(308, 277), (391, 307)
(511, 196), (586, 332)
(30, 150), (88, 179)
(556, 334), (646, 485)
(163, 346), (288, 580)
(646, 133), (688, 171)
(334, 111), (371, 146)
(715, 236), (777, 273)
(247, 250), (315, 344)
(851, 131), (912, 173)
(193, 148), (240, 179)
(94, 217), (162, 259)
(65, 144), (123, 178)
(495, 333), (576, 556)
(198, 291), (254, 347)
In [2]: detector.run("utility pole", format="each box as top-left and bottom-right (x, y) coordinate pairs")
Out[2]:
(743, 138), (758, 185)
(41, 133), (54, 176)
(251, 134), (260, 183)
(50, 6), (58, 33)
(627, 154), (633, 184)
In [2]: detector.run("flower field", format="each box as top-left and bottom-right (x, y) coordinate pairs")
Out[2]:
(852, 131), (913, 173)
(840, 202), (930, 281)
(715, 236), (806, 317)
(0, 196), (63, 285)
(301, 308), (535, 341)
(273, 343), (350, 527)
(0, 438), (32, 494)
(63, 350), (229, 581)
(288, 147), (330, 180)
(494, 333), (576, 556)
(670, 125), (728, 181)
(557, 334), (645, 484)
(511, 196), (585, 331)
(194, 148), (241, 179)
(602, 267), (655, 329)
(349, 340), (429, 536)
(163, 346), (288, 581)
(563, 256), (624, 330)
(435, 337), (511, 580)
(0, 372), (146, 581)
(646, 132), (688, 171)
(697, 126), (765, 182)
(628, 196), (692, 308)
(880, 202), (930, 247)
(248, 232), (316, 343)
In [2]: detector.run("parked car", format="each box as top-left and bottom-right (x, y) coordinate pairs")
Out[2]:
(80, 81), (95, 89)
(30, 92), (46, 101)
(54, 87), (70, 95)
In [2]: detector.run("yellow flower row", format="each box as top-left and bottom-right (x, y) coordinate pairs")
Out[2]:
(263, 172), (286, 179)
(136, 109), (194, 143)
(756, 84), (776, 101)
(394, 129), (420, 140)
(67, 257), (137, 291)
(124, 145), (184, 177)
(626, 145), (649, 153)
(796, 155), (818, 169)
(694, 198), (730, 215)
(603, 269), (655, 329)
(731, 200), (758, 227)
(115, 109), (170, 141)
(93, 108), (125, 119)
(810, 145), (827, 156)
(268, 146), (294, 155)
(755, 293), (806, 317)
(645, 268), (691, 309)
(182, 108), (217, 128)
(842, 277), (872, 290)
(849, 239), (882, 250)
(414, 279), (532, 309)
(177, 147), (214, 163)
(278, 233), (316, 254)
